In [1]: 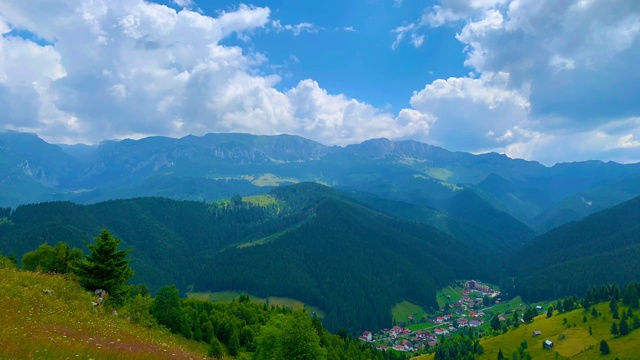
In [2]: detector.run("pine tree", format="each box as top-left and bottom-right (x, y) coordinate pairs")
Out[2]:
(599, 339), (610, 355)
(619, 318), (629, 336)
(611, 322), (619, 336)
(75, 229), (134, 306)
(497, 348), (505, 360)
(491, 315), (501, 331)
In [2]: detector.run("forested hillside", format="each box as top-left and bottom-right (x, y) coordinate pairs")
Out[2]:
(511, 195), (640, 301)
(0, 252), (407, 360)
(3, 131), (640, 230)
(0, 183), (500, 333)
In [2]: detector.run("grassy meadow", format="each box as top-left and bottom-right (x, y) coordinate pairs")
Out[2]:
(436, 285), (463, 308)
(187, 290), (325, 318)
(413, 302), (640, 360)
(392, 300), (428, 324)
(0, 267), (208, 360)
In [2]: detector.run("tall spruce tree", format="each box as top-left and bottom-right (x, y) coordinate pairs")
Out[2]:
(75, 229), (133, 306)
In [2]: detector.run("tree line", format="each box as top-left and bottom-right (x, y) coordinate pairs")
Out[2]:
(2, 229), (409, 359)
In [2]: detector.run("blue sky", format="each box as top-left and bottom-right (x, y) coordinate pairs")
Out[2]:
(192, 0), (468, 111)
(0, 0), (639, 165)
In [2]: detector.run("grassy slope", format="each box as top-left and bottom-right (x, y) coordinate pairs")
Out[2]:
(413, 302), (640, 360)
(436, 285), (463, 308)
(392, 300), (428, 323)
(0, 268), (208, 360)
(187, 291), (325, 318)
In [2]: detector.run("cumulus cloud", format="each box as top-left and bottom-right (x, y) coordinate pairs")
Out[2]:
(410, 71), (531, 150)
(394, 0), (640, 163)
(0, 0), (427, 146)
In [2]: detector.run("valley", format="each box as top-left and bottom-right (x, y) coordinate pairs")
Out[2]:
(1, 131), (640, 359)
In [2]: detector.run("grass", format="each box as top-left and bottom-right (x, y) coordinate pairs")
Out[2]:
(0, 267), (208, 360)
(241, 194), (278, 206)
(436, 285), (464, 308)
(392, 300), (428, 323)
(412, 302), (640, 360)
(423, 168), (454, 182)
(187, 291), (325, 318)
(240, 174), (299, 187)
(484, 296), (526, 317)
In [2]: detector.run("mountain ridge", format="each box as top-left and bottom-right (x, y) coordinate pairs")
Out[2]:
(3, 131), (640, 229)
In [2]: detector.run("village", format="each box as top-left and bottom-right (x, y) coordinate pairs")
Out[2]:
(358, 280), (510, 353)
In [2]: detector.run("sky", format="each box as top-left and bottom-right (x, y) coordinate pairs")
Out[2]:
(0, 0), (639, 165)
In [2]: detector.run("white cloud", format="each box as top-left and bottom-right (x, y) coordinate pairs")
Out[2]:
(393, 0), (640, 163)
(172, 0), (193, 8)
(0, 0), (429, 148)
(410, 72), (531, 150)
(616, 134), (640, 149)
(272, 20), (319, 36)
(287, 80), (433, 144)
(411, 34), (425, 48)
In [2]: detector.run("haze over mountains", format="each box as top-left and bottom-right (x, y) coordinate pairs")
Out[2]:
(3, 130), (640, 232)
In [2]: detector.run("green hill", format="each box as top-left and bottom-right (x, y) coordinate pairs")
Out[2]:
(0, 267), (207, 359)
(0, 183), (495, 333)
(510, 195), (640, 301)
(413, 301), (640, 360)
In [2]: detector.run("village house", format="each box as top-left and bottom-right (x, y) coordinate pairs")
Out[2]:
(376, 345), (387, 351)
(458, 318), (469, 327)
(544, 340), (554, 349)
(469, 320), (482, 327)
(533, 330), (542, 337)
(436, 316), (444, 323)
(434, 328), (449, 336)
(358, 331), (373, 342)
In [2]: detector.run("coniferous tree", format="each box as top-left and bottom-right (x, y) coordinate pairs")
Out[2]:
(600, 339), (610, 355)
(75, 229), (133, 306)
(611, 322), (619, 336)
(491, 315), (501, 331)
(619, 318), (629, 336)
(512, 310), (520, 328)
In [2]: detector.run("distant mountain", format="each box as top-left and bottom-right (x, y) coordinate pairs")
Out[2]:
(0, 183), (498, 333)
(533, 175), (640, 232)
(510, 194), (640, 301)
(2, 131), (640, 227)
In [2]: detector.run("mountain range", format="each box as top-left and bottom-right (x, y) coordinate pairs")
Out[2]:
(2, 130), (640, 333)
(3, 130), (640, 232)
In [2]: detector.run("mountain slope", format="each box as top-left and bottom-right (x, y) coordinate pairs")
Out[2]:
(445, 189), (535, 247)
(3, 131), (640, 227)
(534, 175), (640, 232)
(0, 266), (207, 359)
(194, 189), (484, 332)
(0, 183), (494, 333)
(510, 195), (640, 301)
